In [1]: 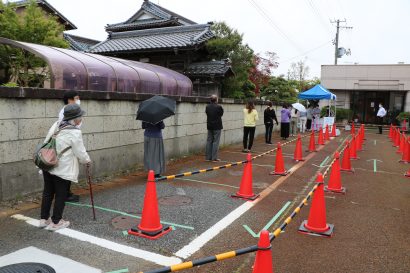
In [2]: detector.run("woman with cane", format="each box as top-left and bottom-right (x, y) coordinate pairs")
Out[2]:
(39, 104), (91, 231)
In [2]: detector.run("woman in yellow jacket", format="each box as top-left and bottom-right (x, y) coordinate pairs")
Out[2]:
(243, 101), (259, 152)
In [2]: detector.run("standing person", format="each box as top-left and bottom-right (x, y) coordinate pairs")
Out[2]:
(306, 105), (313, 131)
(143, 121), (166, 178)
(312, 104), (321, 131)
(290, 107), (298, 136)
(58, 91), (80, 123)
(299, 109), (308, 133)
(243, 101), (259, 152)
(264, 102), (279, 144)
(280, 104), (291, 140)
(58, 90), (81, 202)
(39, 104), (91, 231)
(205, 95), (224, 162)
(377, 103), (387, 134)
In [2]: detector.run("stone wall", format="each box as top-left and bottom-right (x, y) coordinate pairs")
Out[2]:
(0, 87), (281, 201)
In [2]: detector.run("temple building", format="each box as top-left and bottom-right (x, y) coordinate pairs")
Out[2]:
(89, 0), (234, 97)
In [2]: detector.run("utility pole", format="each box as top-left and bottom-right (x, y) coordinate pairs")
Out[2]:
(331, 19), (353, 65)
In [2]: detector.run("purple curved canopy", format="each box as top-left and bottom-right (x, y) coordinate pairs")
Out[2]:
(0, 38), (192, 96)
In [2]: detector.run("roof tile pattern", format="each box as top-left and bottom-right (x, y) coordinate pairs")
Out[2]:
(90, 24), (214, 53)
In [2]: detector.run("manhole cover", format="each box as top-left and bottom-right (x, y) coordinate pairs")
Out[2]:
(0, 263), (55, 273)
(111, 215), (139, 230)
(158, 195), (192, 206)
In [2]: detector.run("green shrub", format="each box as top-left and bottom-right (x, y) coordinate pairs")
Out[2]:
(1, 82), (18, 87)
(396, 112), (410, 121)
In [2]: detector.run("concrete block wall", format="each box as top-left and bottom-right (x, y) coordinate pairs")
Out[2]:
(0, 94), (280, 201)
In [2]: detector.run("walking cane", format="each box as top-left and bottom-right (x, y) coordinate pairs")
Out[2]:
(86, 163), (96, 220)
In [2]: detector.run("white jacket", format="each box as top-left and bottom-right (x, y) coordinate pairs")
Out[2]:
(44, 122), (90, 183)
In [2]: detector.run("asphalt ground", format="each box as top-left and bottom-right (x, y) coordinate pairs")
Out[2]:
(0, 129), (409, 273)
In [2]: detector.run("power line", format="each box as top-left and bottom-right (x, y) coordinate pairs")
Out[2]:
(305, 0), (333, 36)
(246, 0), (303, 52)
(281, 39), (333, 63)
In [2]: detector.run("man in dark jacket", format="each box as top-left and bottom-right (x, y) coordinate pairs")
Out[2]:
(264, 101), (278, 144)
(205, 95), (224, 162)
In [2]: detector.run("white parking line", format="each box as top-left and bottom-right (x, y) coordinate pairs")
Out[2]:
(11, 214), (182, 266)
(175, 165), (299, 259)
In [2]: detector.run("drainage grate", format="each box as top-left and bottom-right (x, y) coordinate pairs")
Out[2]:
(158, 195), (192, 206)
(0, 263), (56, 273)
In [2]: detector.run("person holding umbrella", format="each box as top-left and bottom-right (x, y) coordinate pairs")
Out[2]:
(136, 96), (176, 178)
(292, 102), (307, 133)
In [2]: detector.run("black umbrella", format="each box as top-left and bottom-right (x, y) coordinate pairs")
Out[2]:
(136, 95), (176, 124)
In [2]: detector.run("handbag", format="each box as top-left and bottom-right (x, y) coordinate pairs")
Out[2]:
(33, 126), (73, 171)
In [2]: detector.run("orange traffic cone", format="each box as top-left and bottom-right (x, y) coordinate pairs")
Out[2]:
(399, 138), (410, 163)
(128, 170), (172, 239)
(361, 124), (366, 140)
(402, 119), (407, 132)
(394, 129), (401, 147)
(325, 152), (346, 194)
(252, 230), (273, 273)
(299, 173), (334, 237)
(307, 131), (317, 152)
(397, 133), (405, 154)
(270, 142), (289, 176)
(324, 124), (330, 141)
(318, 127), (325, 145)
(405, 167), (410, 177)
(293, 134), (305, 162)
(356, 132), (363, 152)
(331, 124), (337, 137)
(341, 141), (354, 172)
(351, 122), (355, 134)
(350, 135), (359, 160)
(388, 124), (393, 140)
(232, 153), (259, 201)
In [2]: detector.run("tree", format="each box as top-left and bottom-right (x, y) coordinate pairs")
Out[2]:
(206, 22), (255, 99)
(0, 0), (69, 86)
(260, 76), (298, 105)
(287, 59), (310, 92)
(249, 51), (278, 97)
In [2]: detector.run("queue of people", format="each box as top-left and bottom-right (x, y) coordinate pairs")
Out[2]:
(38, 91), (319, 231)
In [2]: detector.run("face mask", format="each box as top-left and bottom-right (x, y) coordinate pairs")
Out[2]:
(75, 99), (81, 106)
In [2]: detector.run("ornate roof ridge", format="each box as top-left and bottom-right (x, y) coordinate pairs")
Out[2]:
(109, 24), (212, 39)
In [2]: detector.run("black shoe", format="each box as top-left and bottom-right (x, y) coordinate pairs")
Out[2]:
(66, 193), (79, 202)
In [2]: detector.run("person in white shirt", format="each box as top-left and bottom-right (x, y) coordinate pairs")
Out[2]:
(58, 91), (81, 202)
(40, 104), (91, 231)
(290, 107), (298, 136)
(377, 103), (387, 134)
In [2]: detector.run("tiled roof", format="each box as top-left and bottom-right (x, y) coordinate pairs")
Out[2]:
(89, 24), (214, 53)
(106, 18), (180, 32)
(185, 61), (235, 77)
(106, 0), (195, 32)
(64, 34), (100, 52)
(11, 0), (77, 30)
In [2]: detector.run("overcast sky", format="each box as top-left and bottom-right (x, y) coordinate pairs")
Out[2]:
(33, 0), (410, 78)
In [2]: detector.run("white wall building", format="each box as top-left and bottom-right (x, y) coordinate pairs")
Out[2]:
(321, 64), (410, 123)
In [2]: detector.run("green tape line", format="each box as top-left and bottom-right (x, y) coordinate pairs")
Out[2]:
(66, 202), (194, 230)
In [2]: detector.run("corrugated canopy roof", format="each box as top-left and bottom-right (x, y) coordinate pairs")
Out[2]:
(0, 37), (192, 96)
